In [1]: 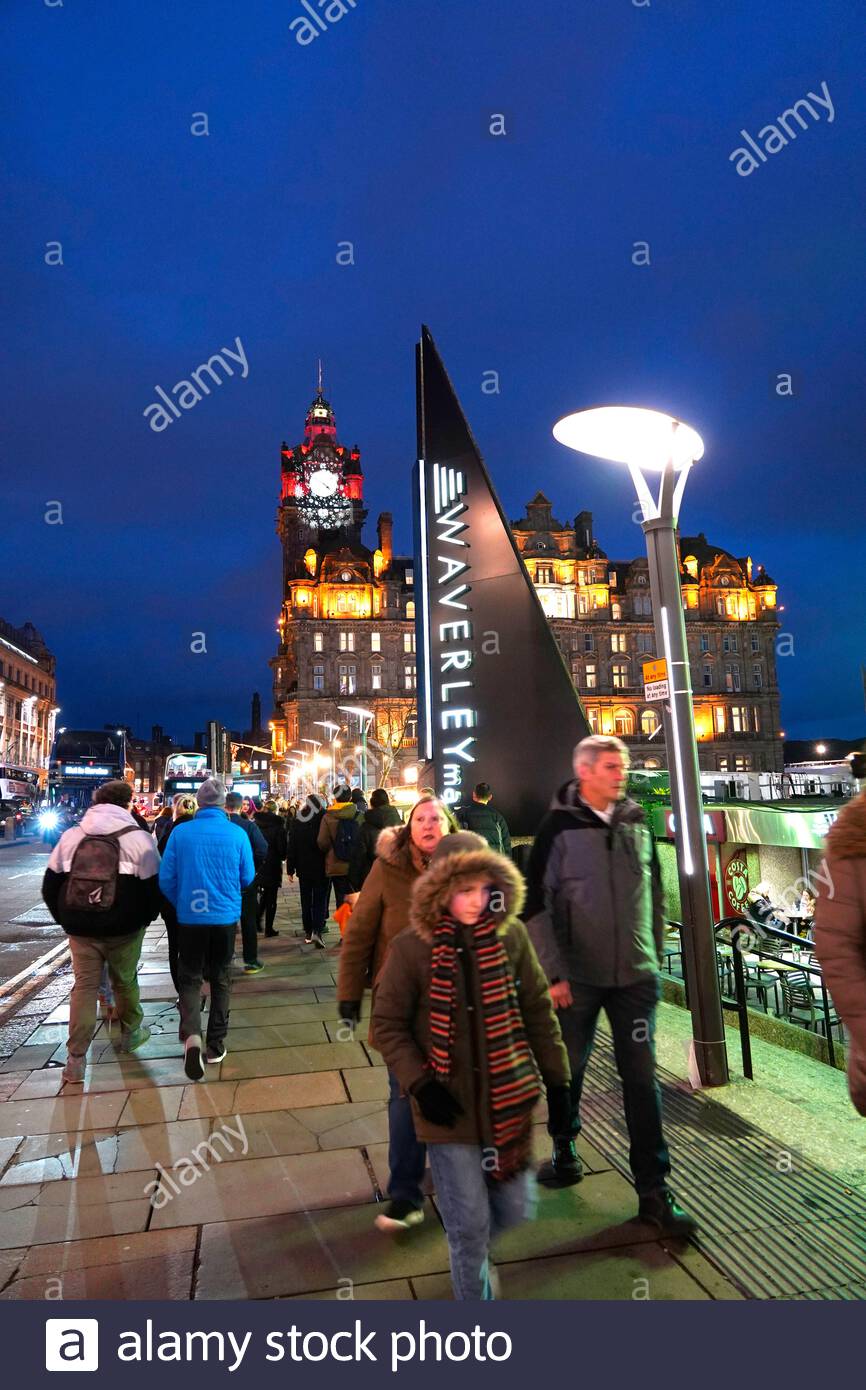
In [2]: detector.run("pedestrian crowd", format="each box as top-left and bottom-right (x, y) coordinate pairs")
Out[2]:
(51, 744), (866, 1300)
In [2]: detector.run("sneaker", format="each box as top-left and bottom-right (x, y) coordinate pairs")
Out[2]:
(304, 935), (314, 945)
(62, 1052), (86, 1084)
(122, 1025), (152, 1054)
(312, 935), (326, 950)
(538, 1138), (584, 1188)
(243, 961), (265, 974)
(638, 1188), (698, 1239)
(374, 1199), (425, 1232)
(184, 1034), (205, 1082)
(205, 1042), (227, 1064)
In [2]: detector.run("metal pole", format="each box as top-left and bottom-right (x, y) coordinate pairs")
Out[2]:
(642, 472), (729, 1088)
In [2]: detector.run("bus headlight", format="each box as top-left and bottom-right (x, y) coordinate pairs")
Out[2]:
(39, 811), (59, 830)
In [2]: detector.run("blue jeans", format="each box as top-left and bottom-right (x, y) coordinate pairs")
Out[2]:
(557, 975), (670, 1197)
(428, 1144), (536, 1300)
(387, 1069), (426, 1205)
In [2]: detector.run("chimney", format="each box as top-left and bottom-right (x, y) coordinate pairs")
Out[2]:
(575, 510), (593, 554)
(377, 512), (393, 569)
(151, 724), (163, 744)
(251, 692), (262, 734)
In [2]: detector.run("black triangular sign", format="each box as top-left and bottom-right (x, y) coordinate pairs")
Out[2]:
(413, 325), (589, 836)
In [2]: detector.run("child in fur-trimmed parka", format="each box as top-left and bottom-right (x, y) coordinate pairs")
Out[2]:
(373, 832), (571, 1300)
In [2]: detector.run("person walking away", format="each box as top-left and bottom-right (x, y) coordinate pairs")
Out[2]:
(456, 782), (512, 857)
(375, 832), (570, 1299)
(287, 793), (330, 947)
(318, 786), (363, 909)
(348, 788), (403, 891)
(156, 793), (198, 993)
(153, 803), (175, 853)
(524, 734), (696, 1237)
(42, 778), (159, 1082)
(254, 799), (289, 937)
(159, 778), (254, 1079)
(338, 795), (451, 1230)
(226, 791), (268, 972)
(814, 788), (866, 1113)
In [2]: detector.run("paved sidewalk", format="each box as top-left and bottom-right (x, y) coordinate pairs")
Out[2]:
(0, 887), (743, 1301)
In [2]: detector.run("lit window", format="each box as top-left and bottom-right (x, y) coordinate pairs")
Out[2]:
(714, 706), (726, 734)
(640, 709), (660, 737)
(586, 707), (600, 733)
(609, 571), (617, 587)
(406, 601), (415, 619)
(314, 632), (324, 652)
(372, 664), (382, 691)
(403, 632), (416, 653)
(404, 664), (416, 691)
(537, 564), (554, 584)
(578, 594), (588, 615)
(406, 569), (414, 585)
(371, 631), (381, 652)
(585, 663), (597, 690)
(612, 661), (629, 690)
(718, 757), (730, 772)
(337, 593), (347, 612)
(339, 631), (355, 653)
(735, 756), (751, 772)
(731, 705), (749, 733)
(611, 633), (627, 654)
(339, 664), (357, 695)
(611, 601), (622, 620)
(614, 707), (635, 736)
(753, 705), (761, 732)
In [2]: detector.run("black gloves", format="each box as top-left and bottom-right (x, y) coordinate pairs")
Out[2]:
(338, 1000), (361, 1025)
(545, 1084), (572, 1138)
(412, 1079), (464, 1129)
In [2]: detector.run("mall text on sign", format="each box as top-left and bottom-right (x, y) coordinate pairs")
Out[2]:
(642, 656), (669, 702)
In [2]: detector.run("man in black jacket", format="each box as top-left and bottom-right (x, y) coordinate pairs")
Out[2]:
(347, 788), (403, 891)
(456, 782), (512, 856)
(226, 791), (268, 972)
(525, 735), (695, 1238)
(42, 779), (160, 1083)
(287, 793), (330, 946)
(254, 800), (289, 938)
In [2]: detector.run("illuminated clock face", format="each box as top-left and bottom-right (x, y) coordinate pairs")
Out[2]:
(310, 468), (338, 498)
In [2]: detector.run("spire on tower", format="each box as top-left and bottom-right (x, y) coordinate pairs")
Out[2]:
(317, 358), (323, 396)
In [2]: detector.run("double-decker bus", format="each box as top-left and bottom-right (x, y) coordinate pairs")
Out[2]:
(163, 751), (209, 802)
(0, 763), (40, 807)
(47, 729), (131, 813)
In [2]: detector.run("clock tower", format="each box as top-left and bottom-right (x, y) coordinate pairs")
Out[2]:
(276, 373), (367, 588)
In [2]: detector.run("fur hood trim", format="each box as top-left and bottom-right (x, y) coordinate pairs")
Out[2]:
(409, 846), (525, 940)
(825, 792), (866, 860)
(375, 823), (413, 870)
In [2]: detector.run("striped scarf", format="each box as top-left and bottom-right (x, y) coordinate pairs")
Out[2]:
(428, 912), (541, 1181)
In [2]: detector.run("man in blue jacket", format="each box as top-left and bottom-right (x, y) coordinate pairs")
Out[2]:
(159, 778), (254, 1080)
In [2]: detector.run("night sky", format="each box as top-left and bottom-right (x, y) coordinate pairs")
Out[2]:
(5, 0), (864, 747)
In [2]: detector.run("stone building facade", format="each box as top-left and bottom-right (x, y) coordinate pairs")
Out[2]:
(0, 619), (58, 794)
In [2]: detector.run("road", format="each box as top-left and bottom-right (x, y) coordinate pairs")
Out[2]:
(0, 836), (63, 985)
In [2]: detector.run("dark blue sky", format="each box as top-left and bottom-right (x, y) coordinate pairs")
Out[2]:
(5, 0), (864, 745)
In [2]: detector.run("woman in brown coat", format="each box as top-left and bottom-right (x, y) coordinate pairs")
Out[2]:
(814, 790), (866, 1113)
(337, 795), (451, 1230)
(374, 832), (571, 1300)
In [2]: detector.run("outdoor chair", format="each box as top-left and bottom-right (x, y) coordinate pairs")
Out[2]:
(778, 969), (840, 1038)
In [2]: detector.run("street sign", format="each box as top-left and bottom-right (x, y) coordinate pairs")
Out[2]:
(642, 656), (669, 702)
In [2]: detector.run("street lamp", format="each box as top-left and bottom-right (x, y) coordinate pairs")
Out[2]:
(815, 743), (828, 756)
(553, 404), (728, 1088)
(314, 720), (340, 786)
(339, 705), (374, 794)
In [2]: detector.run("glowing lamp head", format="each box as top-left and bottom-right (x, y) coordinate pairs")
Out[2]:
(553, 406), (704, 472)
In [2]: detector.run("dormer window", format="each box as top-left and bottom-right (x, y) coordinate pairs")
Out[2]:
(683, 555), (698, 579)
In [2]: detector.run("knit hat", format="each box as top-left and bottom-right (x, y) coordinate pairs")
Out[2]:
(411, 832), (524, 939)
(197, 777), (227, 808)
(430, 831), (487, 864)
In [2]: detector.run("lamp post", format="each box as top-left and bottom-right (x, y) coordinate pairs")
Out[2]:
(553, 405), (728, 1088)
(314, 720), (339, 790)
(338, 705), (374, 794)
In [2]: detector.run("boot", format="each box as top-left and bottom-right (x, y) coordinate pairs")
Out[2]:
(538, 1137), (584, 1188)
(638, 1188), (697, 1238)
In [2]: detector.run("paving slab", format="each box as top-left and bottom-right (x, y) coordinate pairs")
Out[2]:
(212, 1110), (319, 1160)
(177, 1071), (346, 1120)
(0, 1091), (129, 1138)
(195, 1199), (449, 1299)
(219, 1041), (369, 1081)
(117, 1087), (184, 1126)
(342, 1069), (389, 1103)
(0, 1194), (151, 1249)
(17, 1225), (197, 1276)
(1, 1248), (195, 1299)
(151, 1148), (375, 1229)
(289, 1278), (416, 1301)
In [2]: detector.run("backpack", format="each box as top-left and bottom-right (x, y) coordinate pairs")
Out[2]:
(63, 826), (138, 913)
(333, 814), (359, 864)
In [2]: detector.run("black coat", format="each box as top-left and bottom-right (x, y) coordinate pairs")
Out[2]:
(286, 806), (328, 882)
(455, 800), (512, 855)
(253, 811), (288, 886)
(348, 805), (403, 891)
